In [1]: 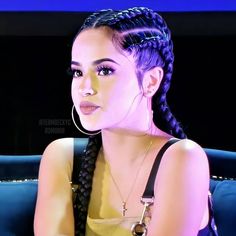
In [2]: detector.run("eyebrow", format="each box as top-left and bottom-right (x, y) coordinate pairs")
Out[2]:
(71, 58), (120, 66)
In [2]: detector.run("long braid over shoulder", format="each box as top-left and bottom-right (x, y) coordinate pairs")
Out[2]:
(73, 135), (101, 235)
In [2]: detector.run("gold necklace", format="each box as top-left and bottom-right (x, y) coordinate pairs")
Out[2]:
(103, 140), (153, 217)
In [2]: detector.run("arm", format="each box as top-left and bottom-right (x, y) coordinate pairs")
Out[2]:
(34, 138), (74, 236)
(148, 139), (210, 236)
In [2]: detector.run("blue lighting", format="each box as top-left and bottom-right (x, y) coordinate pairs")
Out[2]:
(0, 0), (235, 12)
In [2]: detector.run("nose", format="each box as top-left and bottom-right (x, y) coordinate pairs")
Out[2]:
(78, 73), (97, 97)
(78, 87), (96, 97)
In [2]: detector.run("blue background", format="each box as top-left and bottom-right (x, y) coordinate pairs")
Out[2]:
(0, 0), (235, 12)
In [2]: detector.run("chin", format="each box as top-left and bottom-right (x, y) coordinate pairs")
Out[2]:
(80, 121), (101, 132)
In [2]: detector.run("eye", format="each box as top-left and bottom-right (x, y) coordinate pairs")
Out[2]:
(73, 69), (83, 78)
(67, 68), (83, 78)
(97, 66), (115, 76)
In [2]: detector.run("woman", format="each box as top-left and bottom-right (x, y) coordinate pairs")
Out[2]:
(34, 7), (218, 236)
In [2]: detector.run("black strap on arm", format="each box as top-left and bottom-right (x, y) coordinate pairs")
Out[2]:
(142, 138), (180, 199)
(71, 137), (89, 184)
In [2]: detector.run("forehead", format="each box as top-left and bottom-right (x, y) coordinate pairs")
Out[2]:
(72, 28), (131, 63)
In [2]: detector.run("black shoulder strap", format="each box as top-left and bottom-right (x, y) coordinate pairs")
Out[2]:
(72, 137), (89, 184)
(142, 138), (180, 199)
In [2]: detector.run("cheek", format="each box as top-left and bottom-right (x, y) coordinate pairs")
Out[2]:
(71, 80), (80, 104)
(103, 78), (140, 112)
(101, 81), (123, 106)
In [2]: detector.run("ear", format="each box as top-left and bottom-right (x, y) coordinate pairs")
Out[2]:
(142, 67), (163, 97)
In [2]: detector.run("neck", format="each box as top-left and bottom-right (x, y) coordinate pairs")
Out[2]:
(100, 124), (164, 166)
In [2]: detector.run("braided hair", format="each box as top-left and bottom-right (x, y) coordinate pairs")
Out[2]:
(73, 7), (186, 235)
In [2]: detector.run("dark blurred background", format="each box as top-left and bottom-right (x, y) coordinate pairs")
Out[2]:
(0, 11), (236, 154)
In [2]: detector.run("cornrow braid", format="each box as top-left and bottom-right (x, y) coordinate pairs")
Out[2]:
(73, 135), (101, 235)
(79, 9), (114, 32)
(152, 38), (186, 139)
(72, 6), (187, 234)
(96, 7), (145, 27)
(110, 8), (186, 138)
(133, 31), (186, 138)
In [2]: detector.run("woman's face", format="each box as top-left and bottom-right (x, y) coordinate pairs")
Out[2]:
(71, 27), (143, 132)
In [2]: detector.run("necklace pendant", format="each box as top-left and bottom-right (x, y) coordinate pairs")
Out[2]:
(122, 201), (127, 216)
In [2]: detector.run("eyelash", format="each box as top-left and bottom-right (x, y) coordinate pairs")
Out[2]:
(68, 68), (82, 78)
(68, 65), (115, 78)
(97, 65), (115, 76)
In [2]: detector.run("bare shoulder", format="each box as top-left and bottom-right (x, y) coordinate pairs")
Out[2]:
(149, 139), (210, 235)
(164, 138), (208, 164)
(43, 137), (74, 157)
(43, 138), (74, 165)
(34, 137), (75, 235)
(156, 138), (210, 183)
(153, 138), (210, 208)
(41, 137), (74, 180)
(159, 138), (210, 180)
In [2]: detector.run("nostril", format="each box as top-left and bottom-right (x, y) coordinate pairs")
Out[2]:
(79, 88), (96, 97)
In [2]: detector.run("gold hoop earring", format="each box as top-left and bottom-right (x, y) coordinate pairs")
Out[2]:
(71, 105), (101, 136)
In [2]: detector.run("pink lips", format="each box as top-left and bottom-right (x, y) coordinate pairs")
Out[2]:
(79, 101), (100, 115)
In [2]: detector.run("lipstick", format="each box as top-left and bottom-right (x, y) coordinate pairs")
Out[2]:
(79, 101), (100, 115)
